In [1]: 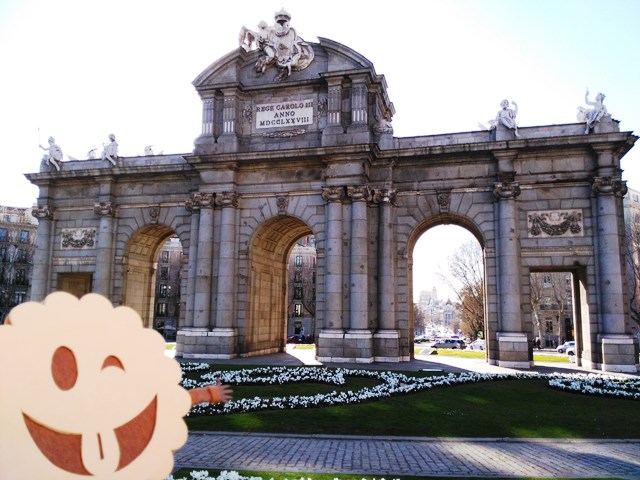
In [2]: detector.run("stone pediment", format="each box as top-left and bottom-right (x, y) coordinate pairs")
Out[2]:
(193, 37), (376, 89)
(192, 37), (395, 155)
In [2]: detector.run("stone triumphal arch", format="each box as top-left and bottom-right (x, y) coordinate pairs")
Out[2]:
(28, 10), (638, 371)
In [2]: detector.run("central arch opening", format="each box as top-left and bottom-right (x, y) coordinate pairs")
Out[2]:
(410, 219), (486, 355)
(245, 215), (314, 356)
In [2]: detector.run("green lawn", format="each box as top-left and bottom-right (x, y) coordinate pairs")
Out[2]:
(416, 348), (571, 363)
(185, 368), (638, 439)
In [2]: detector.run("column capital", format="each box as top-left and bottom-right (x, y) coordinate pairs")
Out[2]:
(32, 205), (53, 220)
(321, 185), (345, 203)
(346, 184), (370, 202)
(592, 176), (627, 198)
(215, 191), (238, 208)
(191, 192), (216, 208)
(94, 202), (116, 217)
(493, 181), (521, 200)
(370, 188), (397, 206)
(493, 172), (520, 200)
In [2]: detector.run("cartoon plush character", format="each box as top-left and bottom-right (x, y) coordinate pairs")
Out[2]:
(0, 292), (231, 479)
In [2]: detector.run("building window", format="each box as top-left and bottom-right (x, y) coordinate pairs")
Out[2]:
(0, 228), (7, 242)
(295, 255), (302, 266)
(157, 303), (168, 316)
(294, 304), (302, 316)
(16, 268), (26, 284)
(13, 291), (26, 305)
(161, 250), (169, 263)
(294, 271), (302, 283)
(294, 287), (303, 299)
(160, 267), (169, 280)
(159, 284), (169, 298)
(545, 320), (553, 333)
(19, 230), (29, 243)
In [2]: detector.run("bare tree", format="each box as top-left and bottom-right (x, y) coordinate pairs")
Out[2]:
(529, 273), (545, 340)
(530, 272), (573, 345)
(439, 241), (485, 339)
(413, 302), (426, 334)
(0, 234), (36, 323)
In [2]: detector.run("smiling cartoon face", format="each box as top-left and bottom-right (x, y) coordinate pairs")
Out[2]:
(0, 292), (191, 480)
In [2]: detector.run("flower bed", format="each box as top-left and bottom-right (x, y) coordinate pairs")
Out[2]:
(180, 364), (640, 416)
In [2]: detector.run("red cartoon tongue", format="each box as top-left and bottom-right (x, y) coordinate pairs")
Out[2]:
(81, 429), (120, 475)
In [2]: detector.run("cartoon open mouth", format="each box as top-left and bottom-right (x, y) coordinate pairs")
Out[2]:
(22, 396), (157, 476)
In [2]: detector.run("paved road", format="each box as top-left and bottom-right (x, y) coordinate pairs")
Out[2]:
(173, 348), (640, 479)
(175, 432), (640, 479)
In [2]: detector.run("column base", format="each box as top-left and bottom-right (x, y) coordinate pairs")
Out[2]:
(374, 330), (401, 362)
(176, 328), (237, 359)
(496, 332), (533, 368)
(597, 335), (638, 373)
(316, 329), (374, 363)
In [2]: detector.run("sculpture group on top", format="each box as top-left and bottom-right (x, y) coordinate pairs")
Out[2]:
(239, 8), (315, 82)
(577, 89), (609, 134)
(494, 99), (520, 137)
(39, 136), (63, 172)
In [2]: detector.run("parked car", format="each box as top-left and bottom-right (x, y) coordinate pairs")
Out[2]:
(468, 339), (486, 351)
(566, 345), (576, 356)
(286, 334), (314, 344)
(431, 339), (466, 349)
(556, 341), (575, 354)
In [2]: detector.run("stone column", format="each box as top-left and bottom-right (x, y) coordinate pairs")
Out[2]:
(218, 89), (239, 151)
(344, 185), (373, 363)
(493, 169), (529, 367)
(192, 192), (215, 330)
(30, 205), (54, 301)
(375, 189), (396, 330)
(592, 149), (635, 371)
(183, 197), (200, 329)
(373, 189), (400, 361)
(213, 192), (239, 338)
(317, 187), (346, 362)
(347, 75), (371, 143)
(347, 185), (370, 331)
(194, 95), (218, 155)
(320, 186), (345, 330)
(93, 202), (116, 297)
(322, 78), (344, 144)
(350, 80), (368, 126)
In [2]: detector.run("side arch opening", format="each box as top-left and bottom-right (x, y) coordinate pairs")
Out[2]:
(122, 224), (182, 329)
(245, 215), (314, 355)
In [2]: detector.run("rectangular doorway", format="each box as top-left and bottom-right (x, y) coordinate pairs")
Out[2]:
(58, 273), (93, 299)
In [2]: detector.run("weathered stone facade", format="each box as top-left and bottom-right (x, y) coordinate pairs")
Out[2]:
(26, 36), (638, 372)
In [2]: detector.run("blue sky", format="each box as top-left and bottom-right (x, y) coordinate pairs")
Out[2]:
(1, 0), (638, 296)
